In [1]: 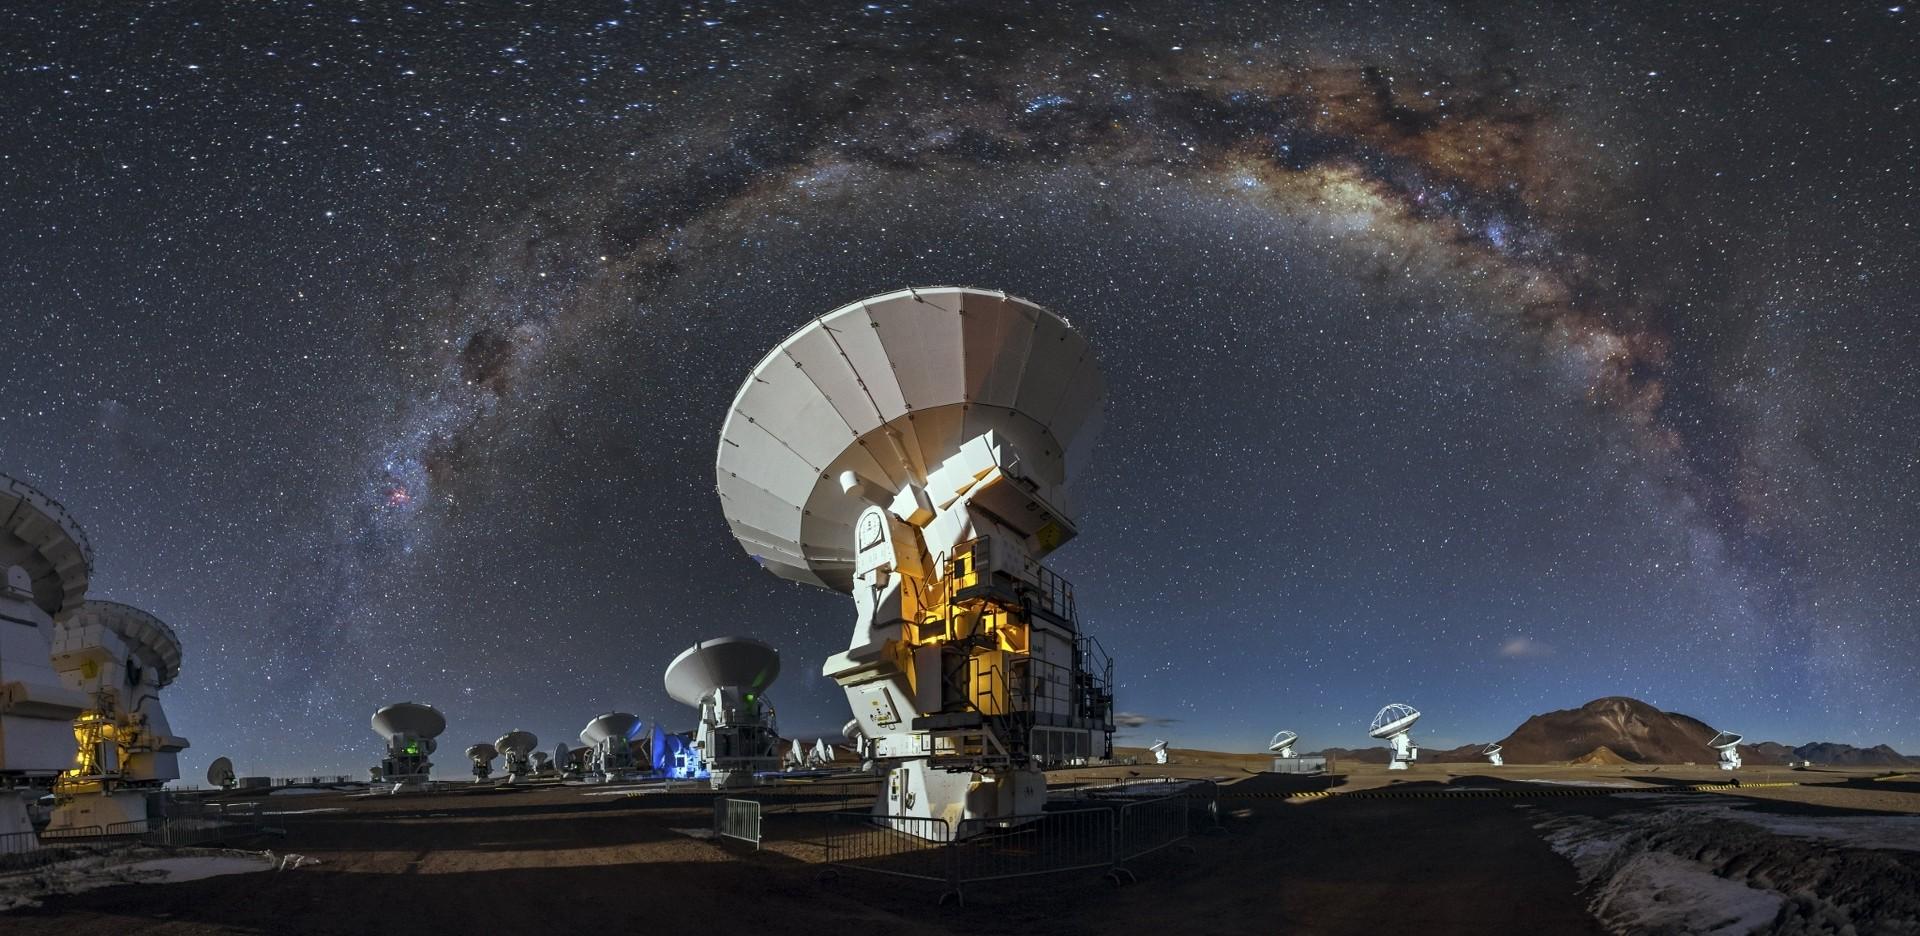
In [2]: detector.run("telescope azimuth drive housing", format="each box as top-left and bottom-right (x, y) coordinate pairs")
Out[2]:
(47, 598), (193, 832)
(1708, 730), (1743, 771)
(665, 637), (782, 789)
(717, 286), (1117, 839)
(1369, 703), (1422, 770)
(371, 702), (445, 793)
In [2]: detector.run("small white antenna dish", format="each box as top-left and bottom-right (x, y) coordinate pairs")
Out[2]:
(465, 742), (499, 783)
(1268, 730), (1299, 758)
(495, 730), (538, 784)
(1708, 730), (1743, 771)
(1369, 703), (1422, 770)
(810, 737), (835, 766)
(784, 738), (806, 770)
(207, 756), (237, 789)
(1149, 739), (1169, 765)
(579, 712), (642, 783)
(553, 742), (579, 779)
(1482, 743), (1504, 767)
(531, 750), (552, 776)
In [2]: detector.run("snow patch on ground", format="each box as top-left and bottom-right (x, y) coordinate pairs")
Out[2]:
(1, 847), (277, 912)
(1535, 799), (1920, 935)
(1590, 850), (1783, 935)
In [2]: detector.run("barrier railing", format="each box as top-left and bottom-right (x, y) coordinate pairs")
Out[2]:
(823, 813), (955, 886)
(953, 807), (1114, 886)
(1115, 795), (1188, 861)
(0, 828), (42, 857)
(713, 798), (762, 849)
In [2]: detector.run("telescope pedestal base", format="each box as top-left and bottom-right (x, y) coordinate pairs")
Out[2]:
(876, 759), (1045, 841)
(47, 789), (149, 833)
(1, 792), (37, 846)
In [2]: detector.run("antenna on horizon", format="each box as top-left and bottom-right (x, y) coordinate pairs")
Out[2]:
(1369, 703), (1422, 771)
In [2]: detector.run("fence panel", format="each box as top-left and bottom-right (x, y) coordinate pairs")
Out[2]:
(1115, 794), (1189, 861)
(951, 808), (1115, 886)
(823, 811), (954, 884)
(713, 798), (762, 849)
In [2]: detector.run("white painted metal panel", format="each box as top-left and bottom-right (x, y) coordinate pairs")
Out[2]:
(732, 341), (855, 472)
(869, 289), (966, 415)
(780, 322), (889, 438)
(1008, 307), (1077, 428)
(961, 291), (1038, 408)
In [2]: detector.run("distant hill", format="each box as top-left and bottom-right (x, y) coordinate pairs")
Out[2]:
(1482, 697), (1917, 766)
(1495, 696), (1721, 764)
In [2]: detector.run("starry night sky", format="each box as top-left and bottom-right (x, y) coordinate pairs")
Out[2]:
(3, 3), (1915, 779)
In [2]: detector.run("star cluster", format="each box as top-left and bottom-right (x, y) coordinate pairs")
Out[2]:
(1, 2), (1915, 775)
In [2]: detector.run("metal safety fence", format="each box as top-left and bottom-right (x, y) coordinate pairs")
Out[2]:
(713, 797), (762, 849)
(822, 796), (1193, 904)
(33, 799), (264, 848)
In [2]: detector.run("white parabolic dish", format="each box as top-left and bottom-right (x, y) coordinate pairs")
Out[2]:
(664, 637), (780, 707)
(466, 743), (498, 760)
(1268, 730), (1299, 753)
(207, 757), (235, 786)
(1708, 731), (1743, 750)
(496, 731), (537, 755)
(580, 712), (640, 746)
(715, 286), (1106, 593)
(1369, 703), (1421, 739)
(0, 472), (94, 620)
(68, 599), (184, 686)
(371, 702), (446, 740)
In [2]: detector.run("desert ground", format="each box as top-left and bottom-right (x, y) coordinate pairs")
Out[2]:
(4, 753), (1916, 935)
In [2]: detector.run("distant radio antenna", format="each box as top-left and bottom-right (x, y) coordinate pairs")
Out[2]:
(465, 743), (499, 783)
(207, 756), (237, 790)
(1369, 703), (1422, 770)
(579, 713), (642, 783)
(495, 730), (538, 784)
(1481, 743), (1504, 767)
(1149, 739), (1169, 765)
(1268, 730), (1299, 758)
(1707, 731), (1743, 771)
(665, 637), (783, 789)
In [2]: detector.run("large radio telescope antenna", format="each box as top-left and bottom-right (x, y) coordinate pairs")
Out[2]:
(1149, 739), (1169, 765)
(716, 286), (1116, 839)
(1268, 730), (1299, 758)
(1369, 703), (1422, 770)
(1481, 743), (1504, 767)
(1708, 730), (1743, 771)
(370, 702), (444, 793)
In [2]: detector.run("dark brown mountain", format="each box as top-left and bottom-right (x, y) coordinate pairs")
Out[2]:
(1487, 697), (1916, 766)
(1495, 696), (1726, 764)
